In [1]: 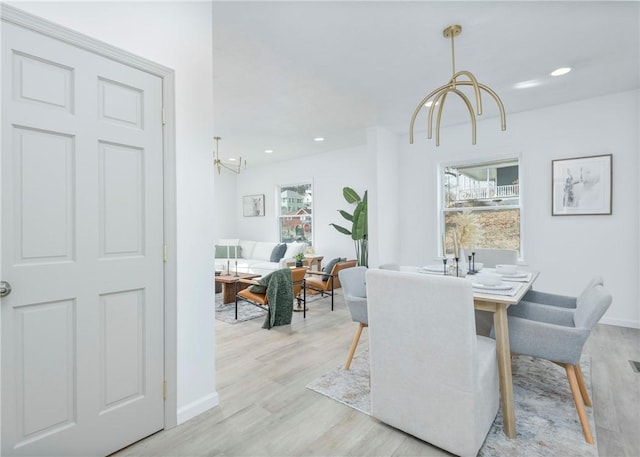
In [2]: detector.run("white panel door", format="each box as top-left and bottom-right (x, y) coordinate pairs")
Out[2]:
(1, 21), (165, 456)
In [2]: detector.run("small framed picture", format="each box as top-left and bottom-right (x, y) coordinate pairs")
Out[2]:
(552, 154), (612, 216)
(243, 194), (265, 217)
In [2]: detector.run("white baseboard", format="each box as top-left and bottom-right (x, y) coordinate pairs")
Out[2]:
(600, 316), (640, 329)
(176, 391), (219, 425)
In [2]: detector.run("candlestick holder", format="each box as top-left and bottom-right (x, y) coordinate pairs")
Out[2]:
(442, 257), (448, 276)
(455, 257), (459, 277)
(227, 260), (230, 275)
(234, 260), (239, 277)
(469, 252), (478, 274)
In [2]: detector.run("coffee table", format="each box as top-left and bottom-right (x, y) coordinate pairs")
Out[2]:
(216, 272), (261, 304)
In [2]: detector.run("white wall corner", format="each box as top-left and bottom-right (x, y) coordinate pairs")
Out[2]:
(367, 126), (401, 268)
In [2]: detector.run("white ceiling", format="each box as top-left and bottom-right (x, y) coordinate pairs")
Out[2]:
(212, 1), (640, 166)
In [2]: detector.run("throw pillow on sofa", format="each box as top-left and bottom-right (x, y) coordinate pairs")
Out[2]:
(284, 241), (306, 259)
(252, 242), (278, 261)
(215, 244), (241, 258)
(270, 243), (287, 262)
(322, 257), (346, 281)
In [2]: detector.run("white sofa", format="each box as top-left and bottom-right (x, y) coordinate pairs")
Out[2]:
(215, 239), (307, 275)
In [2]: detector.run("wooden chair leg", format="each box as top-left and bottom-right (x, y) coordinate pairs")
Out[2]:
(344, 323), (366, 370)
(573, 363), (592, 407)
(564, 364), (594, 444)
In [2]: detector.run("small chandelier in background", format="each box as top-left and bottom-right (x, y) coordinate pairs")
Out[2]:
(213, 136), (246, 175)
(409, 25), (506, 147)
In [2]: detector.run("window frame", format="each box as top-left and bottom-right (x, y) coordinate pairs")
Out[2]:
(437, 153), (524, 261)
(276, 181), (314, 247)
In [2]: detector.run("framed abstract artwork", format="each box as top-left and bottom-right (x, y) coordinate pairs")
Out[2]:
(552, 154), (612, 216)
(243, 194), (265, 217)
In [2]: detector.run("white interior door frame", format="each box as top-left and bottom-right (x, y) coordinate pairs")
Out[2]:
(0, 3), (178, 429)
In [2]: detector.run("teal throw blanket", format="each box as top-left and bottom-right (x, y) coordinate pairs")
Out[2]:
(256, 268), (294, 329)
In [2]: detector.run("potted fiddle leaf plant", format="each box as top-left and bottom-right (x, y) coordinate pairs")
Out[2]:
(330, 187), (368, 267)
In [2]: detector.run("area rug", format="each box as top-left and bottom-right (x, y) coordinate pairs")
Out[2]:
(215, 294), (266, 324)
(307, 351), (597, 457)
(215, 291), (333, 324)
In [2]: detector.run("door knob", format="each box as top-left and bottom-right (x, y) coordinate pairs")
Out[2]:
(0, 281), (11, 297)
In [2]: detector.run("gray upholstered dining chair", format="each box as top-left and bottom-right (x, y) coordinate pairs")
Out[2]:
(367, 269), (499, 457)
(338, 266), (368, 370)
(500, 282), (612, 444)
(473, 248), (518, 268)
(519, 275), (604, 310)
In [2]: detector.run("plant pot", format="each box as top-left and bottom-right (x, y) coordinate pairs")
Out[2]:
(295, 260), (303, 267)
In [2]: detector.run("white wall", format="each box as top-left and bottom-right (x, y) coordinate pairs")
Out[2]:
(368, 126), (401, 268)
(229, 144), (376, 265)
(9, 1), (218, 423)
(213, 170), (238, 241)
(228, 90), (640, 328)
(400, 90), (640, 328)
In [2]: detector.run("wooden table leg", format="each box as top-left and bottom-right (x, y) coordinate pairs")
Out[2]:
(221, 283), (235, 304)
(221, 280), (252, 304)
(494, 303), (516, 438)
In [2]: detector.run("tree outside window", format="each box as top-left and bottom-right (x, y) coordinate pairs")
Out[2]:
(441, 159), (521, 254)
(278, 183), (313, 247)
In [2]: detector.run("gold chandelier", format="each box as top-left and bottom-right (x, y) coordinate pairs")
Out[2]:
(213, 136), (245, 175)
(409, 25), (506, 146)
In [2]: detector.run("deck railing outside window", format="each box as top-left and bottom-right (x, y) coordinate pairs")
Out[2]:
(455, 184), (519, 202)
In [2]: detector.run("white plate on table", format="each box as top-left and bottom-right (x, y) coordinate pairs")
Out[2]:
(485, 268), (528, 278)
(500, 272), (528, 279)
(472, 282), (513, 291)
(420, 265), (446, 273)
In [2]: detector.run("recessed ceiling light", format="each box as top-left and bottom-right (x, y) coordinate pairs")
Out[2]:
(551, 67), (571, 77)
(314, 137), (324, 142)
(514, 79), (542, 89)
(228, 157), (236, 161)
(264, 149), (273, 154)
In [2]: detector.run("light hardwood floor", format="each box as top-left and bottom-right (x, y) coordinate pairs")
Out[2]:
(115, 293), (640, 457)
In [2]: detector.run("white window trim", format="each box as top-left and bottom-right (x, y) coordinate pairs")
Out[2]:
(436, 153), (525, 262)
(276, 181), (314, 247)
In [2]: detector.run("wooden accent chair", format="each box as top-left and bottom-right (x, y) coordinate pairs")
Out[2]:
(304, 259), (357, 310)
(338, 266), (368, 370)
(235, 267), (307, 320)
(503, 281), (612, 444)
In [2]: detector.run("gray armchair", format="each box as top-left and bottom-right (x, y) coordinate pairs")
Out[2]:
(500, 282), (612, 444)
(520, 275), (604, 309)
(338, 266), (368, 370)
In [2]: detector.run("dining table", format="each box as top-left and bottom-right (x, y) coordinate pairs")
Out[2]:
(472, 270), (539, 439)
(416, 265), (540, 439)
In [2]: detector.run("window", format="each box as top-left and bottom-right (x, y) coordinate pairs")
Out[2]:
(441, 158), (521, 254)
(278, 183), (313, 247)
